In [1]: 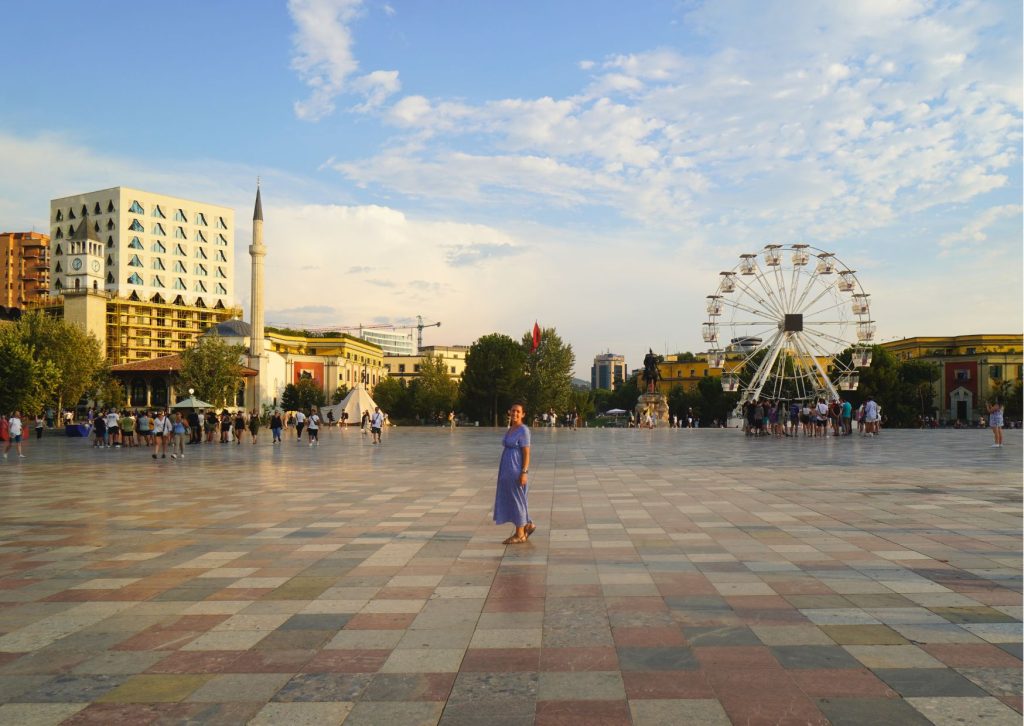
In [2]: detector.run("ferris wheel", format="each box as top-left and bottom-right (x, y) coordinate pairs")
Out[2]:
(702, 244), (874, 403)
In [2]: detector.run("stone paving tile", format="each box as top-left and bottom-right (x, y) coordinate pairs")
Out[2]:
(0, 430), (1019, 721)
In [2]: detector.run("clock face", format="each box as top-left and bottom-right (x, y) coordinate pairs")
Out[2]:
(71, 257), (83, 271)
(90, 260), (101, 273)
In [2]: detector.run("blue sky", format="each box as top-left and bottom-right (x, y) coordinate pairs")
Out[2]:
(2, 0), (1021, 376)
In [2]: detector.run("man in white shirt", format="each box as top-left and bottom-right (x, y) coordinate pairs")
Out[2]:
(105, 410), (121, 448)
(863, 396), (880, 436)
(151, 411), (170, 459)
(370, 407), (384, 444)
(307, 409), (320, 447)
(4, 411), (25, 459)
(295, 410), (306, 442)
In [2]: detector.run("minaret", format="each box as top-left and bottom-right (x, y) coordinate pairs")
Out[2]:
(249, 184), (265, 358)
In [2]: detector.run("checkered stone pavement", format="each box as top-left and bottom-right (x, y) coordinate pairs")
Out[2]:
(0, 427), (1020, 724)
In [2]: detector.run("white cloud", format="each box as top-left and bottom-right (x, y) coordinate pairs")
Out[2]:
(288, 0), (399, 120)
(938, 204), (1024, 253)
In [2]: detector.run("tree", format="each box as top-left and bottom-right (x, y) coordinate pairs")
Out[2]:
(373, 378), (413, 420)
(281, 384), (300, 412)
(570, 388), (596, 422)
(520, 326), (574, 418)
(295, 378), (326, 410)
(95, 377), (127, 410)
(413, 354), (458, 421)
(179, 333), (246, 407)
(459, 334), (527, 426)
(12, 311), (104, 414)
(0, 327), (58, 415)
(332, 384), (349, 405)
(608, 372), (641, 413)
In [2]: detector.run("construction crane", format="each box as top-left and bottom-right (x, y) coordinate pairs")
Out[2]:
(268, 316), (441, 351)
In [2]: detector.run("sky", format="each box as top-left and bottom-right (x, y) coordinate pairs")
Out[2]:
(1, 0), (1021, 377)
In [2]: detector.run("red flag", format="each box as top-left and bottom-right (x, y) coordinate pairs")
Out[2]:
(531, 322), (541, 353)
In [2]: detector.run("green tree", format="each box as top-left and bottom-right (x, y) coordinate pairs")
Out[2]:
(608, 372), (641, 413)
(520, 327), (574, 418)
(413, 355), (459, 421)
(1003, 381), (1022, 420)
(570, 388), (596, 423)
(178, 333), (247, 407)
(373, 378), (413, 420)
(281, 384), (300, 411)
(294, 378), (326, 410)
(95, 377), (127, 410)
(13, 311), (104, 414)
(332, 384), (349, 405)
(459, 333), (527, 426)
(0, 327), (58, 415)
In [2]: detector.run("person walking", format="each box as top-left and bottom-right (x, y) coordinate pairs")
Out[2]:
(307, 408), (321, 446)
(170, 413), (187, 459)
(295, 410), (306, 442)
(152, 410), (170, 459)
(987, 400), (1004, 447)
(34, 414), (44, 440)
(270, 410), (283, 444)
(863, 396), (879, 436)
(249, 410), (261, 444)
(4, 411), (25, 459)
(493, 402), (534, 545)
(448, 410), (456, 431)
(370, 407), (384, 444)
(234, 410), (246, 445)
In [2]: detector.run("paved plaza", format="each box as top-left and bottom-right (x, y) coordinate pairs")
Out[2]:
(0, 426), (1020, 725)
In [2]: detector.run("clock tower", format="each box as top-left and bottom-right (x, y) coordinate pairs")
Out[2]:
(61, 212), (105, 293)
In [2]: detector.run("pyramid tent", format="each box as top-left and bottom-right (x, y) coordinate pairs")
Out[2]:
(322, 385), (378, 425)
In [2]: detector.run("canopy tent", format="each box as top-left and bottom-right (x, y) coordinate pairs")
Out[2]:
(603, 408), (627, 415)
(171, 396), (214, 409)
(321, 385), (379, 425)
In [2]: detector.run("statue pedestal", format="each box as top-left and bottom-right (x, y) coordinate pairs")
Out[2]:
(636, 392), (670, 426)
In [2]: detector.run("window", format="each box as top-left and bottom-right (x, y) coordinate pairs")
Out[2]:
(106, 255), (113, 266)
(152, 240), (166, 253)
(966, 347), (976, 355)
(152, 204), (165, 218)
(414, 365), (421, 373)
(93, 202), (101, 214)
(81, 204), (88, 216)
(129, 200), (144, 214)
(173, 260), (186, 273)
(129, 219), (144, 232)
(107, 200), (115, 213)
(195, 212), (207, 226)
(128, 255), (143, 267)
(153, 258), (165, 271)
(106, 272), (114, 284)
(398, 364), (406, 373)
(106, 219), (115, 230)
(195, 280), (207, 292)
(195, 230), (207, 243)
(107, 236), (114, 248)
(68, 208), (76, 220)
(216, 234), (228, 245)
(990, 365), (1002, 380)
(152, 275), (165, 288)
(127, 272), (143, 285)
(54, 261), (63, 273)
(174, 226), (186, 239)
(955, 369), (971, 382)
(174, 244), (186, 256)
(128, 236), (144, 249)
(55, 209), (63, 222)
(152, 222), (166, 236)
(195, 247), (207, 259)
(215, 267), (226, 278)
(216, 216), (227, 229)
(173, 278), (186, 290)
(195, 264), (207, 276)
(55, 227), (63, 239)
(216, 250), (227, 261)
(54, 244), (63, 255)
(174, 209), (187, 222)
(215, 283), (227, 294)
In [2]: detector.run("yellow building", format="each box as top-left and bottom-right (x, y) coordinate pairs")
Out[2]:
(33, 290), (241, 364)
(881, 334), (1023, 422)
(210, 322), (386, 408)
(384, 345), (470, 383)
(0, 232), (50, 309)
(658, 351), (833, 393)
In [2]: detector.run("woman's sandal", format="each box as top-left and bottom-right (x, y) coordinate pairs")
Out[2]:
(503, 535), (528, 545)
(524, 524), (537, 539)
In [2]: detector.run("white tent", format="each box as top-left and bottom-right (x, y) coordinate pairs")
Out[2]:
(321, 385), (379, 425)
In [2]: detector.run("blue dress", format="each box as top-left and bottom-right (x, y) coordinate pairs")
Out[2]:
(493, 425), (531, 526)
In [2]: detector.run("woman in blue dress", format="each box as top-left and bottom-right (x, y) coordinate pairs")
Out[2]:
(494, 402), (534, 544)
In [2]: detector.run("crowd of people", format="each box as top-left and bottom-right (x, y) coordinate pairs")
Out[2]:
(741, 396), (881, 437)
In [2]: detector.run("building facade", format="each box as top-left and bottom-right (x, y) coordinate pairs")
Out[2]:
(359, 328), (415, 356)
(881, 335), (1023, 422)
(591, 353), (627, 390)
(49, 187), (234, 310)
(0, 232), (50, 308)
(384, 345), (470, 383)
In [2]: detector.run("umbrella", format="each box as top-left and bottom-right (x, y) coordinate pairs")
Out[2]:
(604, 408), (627, 415)
(171, 396), (214, 409)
